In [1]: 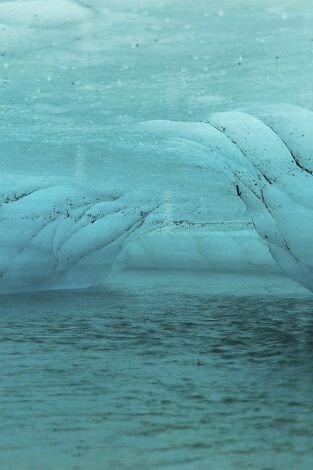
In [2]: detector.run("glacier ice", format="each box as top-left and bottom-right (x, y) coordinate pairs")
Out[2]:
(0, 1), (91, 26)
(1, 104), (313, 294)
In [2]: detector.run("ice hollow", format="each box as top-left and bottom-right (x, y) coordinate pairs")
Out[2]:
(1, 104), (313, 294)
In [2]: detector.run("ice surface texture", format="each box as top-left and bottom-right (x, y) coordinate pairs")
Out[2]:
(1, 105), (313, 294)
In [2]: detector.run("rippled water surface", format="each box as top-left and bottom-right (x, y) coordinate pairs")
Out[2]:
(1, 273), (313, 470)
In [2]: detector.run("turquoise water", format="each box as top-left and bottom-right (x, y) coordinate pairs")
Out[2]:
(1, 273), (313, 470)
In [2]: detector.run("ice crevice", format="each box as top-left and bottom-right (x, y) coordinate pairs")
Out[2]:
(1, 104), (313, 294)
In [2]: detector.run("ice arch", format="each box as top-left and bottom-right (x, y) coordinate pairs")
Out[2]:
(1, 104), (313, 294)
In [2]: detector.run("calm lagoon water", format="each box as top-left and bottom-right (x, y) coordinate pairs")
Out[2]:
(1, 272), (313, 470)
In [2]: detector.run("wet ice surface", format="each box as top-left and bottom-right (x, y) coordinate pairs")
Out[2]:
(1, 0), (313, 187)
(1, 273), (313, 470)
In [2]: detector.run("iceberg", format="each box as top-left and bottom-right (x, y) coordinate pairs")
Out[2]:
(1, 104), (313, 294)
